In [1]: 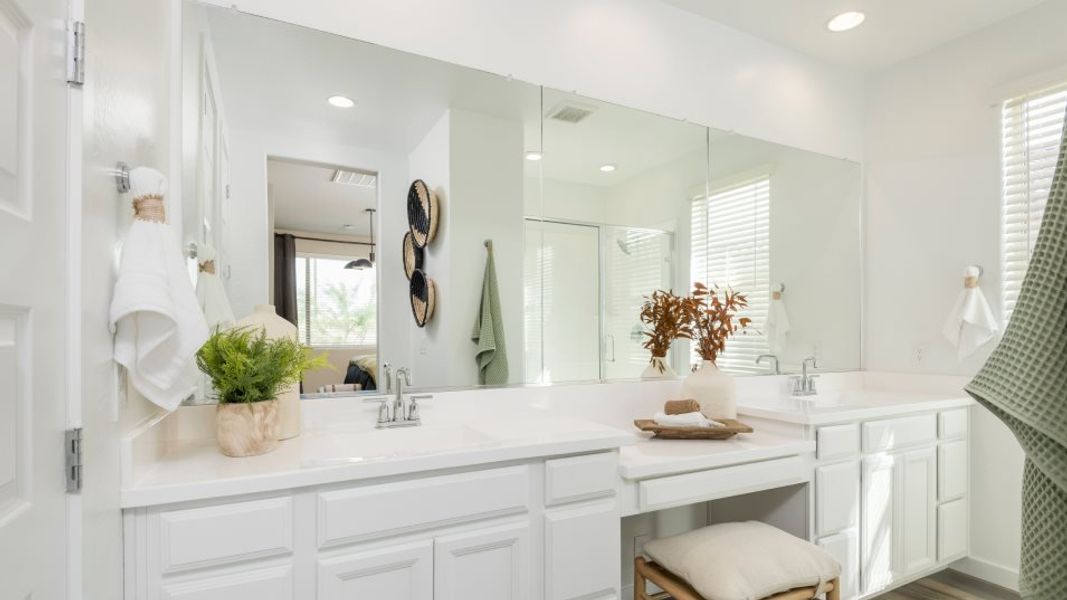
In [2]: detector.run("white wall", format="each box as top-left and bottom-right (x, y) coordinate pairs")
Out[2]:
(203, 0), (865, 161)
(863, 1), (1067, 587)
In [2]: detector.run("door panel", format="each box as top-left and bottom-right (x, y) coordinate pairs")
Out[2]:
(544, 500), (619, 600)
(0, 0), (71, 596)
(861, 454), (896, 594)
(318, 540), (433, 599)
(937, 498), (968, 562)
(817, 529), (858, 600)
(901, 447), (936, 575)
(815, 460), (860, 537)
(435, 521), (530, 600)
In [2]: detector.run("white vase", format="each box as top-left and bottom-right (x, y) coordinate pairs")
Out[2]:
(236, 304), (301, 440)
(641, 356), (676, 379)
(682, 360), (737, 420)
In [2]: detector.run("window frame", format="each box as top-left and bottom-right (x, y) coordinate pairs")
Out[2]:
(295, 251), (378, 349)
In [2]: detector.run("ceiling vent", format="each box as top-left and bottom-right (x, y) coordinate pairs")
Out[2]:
(330, 169), (377, 188)
(546, 101), (596, 124)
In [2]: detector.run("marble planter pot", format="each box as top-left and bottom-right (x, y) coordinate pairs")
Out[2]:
(216, 400), (280, 457)
(641, 356), (677, 379)
(682, 360), (737, 420)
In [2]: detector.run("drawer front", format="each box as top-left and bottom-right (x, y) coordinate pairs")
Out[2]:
(161, 564), (293, 600)
(317, 465), (529, 547)
(318, 540), (433, 599)
(815, 461), (860, 537)
(817, 423), (860, 461)
(817, 529), (858, 600)
(638, 456), (804, 512)
(544, 500), (619, 600)
(938, 499), (968, 562)
(155, 497), (294, 573)
(939, 409), (969, 440)
(938, 440), (968, 501)
(862, 414), (937, 453)
(545, 452), (617, 506)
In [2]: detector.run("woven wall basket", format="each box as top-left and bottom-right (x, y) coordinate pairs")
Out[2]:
(409, 268), (436, 328)
(407, 179), (439, 248)
(402, 231), (424, 280)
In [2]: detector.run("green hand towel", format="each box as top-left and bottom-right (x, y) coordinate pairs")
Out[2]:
(965, 110), (1067, 599)
(472, 246), (508, 385)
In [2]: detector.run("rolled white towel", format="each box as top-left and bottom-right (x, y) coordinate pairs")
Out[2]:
(653, 411), (724, 428)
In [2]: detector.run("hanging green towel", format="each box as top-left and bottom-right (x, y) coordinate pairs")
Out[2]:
(965, 110), (1067, 599)
(472, 245), (508, 385)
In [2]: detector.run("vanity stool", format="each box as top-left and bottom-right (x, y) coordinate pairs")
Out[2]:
(634, 521), (841, 600)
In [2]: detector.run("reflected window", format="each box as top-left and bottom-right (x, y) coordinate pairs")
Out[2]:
(295, 254), (377, 347)
(690, 175), (770, 372)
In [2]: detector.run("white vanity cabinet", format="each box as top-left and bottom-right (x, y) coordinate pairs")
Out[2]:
(123, 452), (621, 600)
(807, 407), (970, 599)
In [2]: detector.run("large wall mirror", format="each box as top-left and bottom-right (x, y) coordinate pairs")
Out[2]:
(181, 1), (861, 400)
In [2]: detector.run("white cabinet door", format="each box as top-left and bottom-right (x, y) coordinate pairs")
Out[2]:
(544, 500), (620, 600)
(938, 441), (968, 502)
(435, 521), (531, 600)
(817, 529), (859, 600)
(861, 454), (897, 594)
(161, 565), (293, 600)
(318, 540), (433, 600)
(938, 498), (968, 562)
(900, 447), (936, 576)
(816, 461), (860, 537)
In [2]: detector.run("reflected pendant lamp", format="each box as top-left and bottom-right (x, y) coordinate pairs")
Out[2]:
(345, 208), (376, 270)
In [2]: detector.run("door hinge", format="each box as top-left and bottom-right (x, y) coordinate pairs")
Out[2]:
(67, 20), (86, 87)
(65, 427), (83, 493)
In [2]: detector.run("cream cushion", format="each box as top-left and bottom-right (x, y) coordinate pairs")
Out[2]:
(643, 521), (840, 600)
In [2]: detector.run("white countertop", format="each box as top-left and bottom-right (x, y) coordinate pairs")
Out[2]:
(618, 430), (815, 480)
(121, 416), (632, 508)
(738, 390), (975, 425)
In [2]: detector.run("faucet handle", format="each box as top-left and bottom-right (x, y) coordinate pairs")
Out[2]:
(789, 376), (804, 395)
(407, 394), (431, 421)
(806, 374), (820, 393)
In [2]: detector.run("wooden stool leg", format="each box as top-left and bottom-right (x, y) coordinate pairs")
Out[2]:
(826, 578), (840, 600)
(634, 557), (647, 600)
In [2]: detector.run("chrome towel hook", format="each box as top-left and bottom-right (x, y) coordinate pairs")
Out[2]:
(114, 162), (131, 193)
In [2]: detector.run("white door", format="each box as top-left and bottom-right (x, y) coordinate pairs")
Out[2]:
(435, 522), (531, 600)
(0, 0), (74, 597)
(860, 453), (896, 594)
(318, 540), (433, 599)
(900, 447), (936, 575)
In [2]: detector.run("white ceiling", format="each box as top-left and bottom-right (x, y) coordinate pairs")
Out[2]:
(657, 0), (1047, 70)
(268, 158), (375, 236)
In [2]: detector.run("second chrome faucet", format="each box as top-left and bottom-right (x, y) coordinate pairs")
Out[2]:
(373, 366), (428, 428)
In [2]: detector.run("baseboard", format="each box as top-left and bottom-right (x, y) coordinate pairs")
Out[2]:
(951, 556), (1019, 592)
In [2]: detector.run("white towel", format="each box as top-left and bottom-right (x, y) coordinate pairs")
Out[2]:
(941, 266), (998, 360)
(653, 411), (724, 428)
(195, 243), (236, 329)
(110, 168), (210, 411)
(765, 293), (792, 355)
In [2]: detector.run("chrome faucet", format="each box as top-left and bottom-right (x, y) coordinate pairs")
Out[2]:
(393, 367), (411, 422)
(791, 356), (820, 396)
(756, 354), (780, 375)
(366, 367), (423, 428)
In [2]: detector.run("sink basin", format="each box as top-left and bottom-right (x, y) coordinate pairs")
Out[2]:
(300, 424), (498, 466)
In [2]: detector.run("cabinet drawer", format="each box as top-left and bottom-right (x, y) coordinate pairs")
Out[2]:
(317, 465), (529, 547)
(817, 423), (860, 461)
(638, 456), (804, 512)
(938, 440), (968, 501)
(817, 529), (858, 600)
(545, 452), (616, 506)
(544, 500), (619, 600)
(862, 414), (937, 453)
(815, 461), (859, 536)
(938, 499), (968, 561)
(161, 564), (293, 600)
(154, 497), (294, 573)
(939, 409), (969, 440)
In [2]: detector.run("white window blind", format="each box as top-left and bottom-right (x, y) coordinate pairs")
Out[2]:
(604, 228), (672, 371)
(690, 176), (770, 373)
(1001, 83), (1067, 320)
(295, 254), (377, 347)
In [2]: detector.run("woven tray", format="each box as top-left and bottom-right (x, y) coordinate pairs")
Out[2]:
(633, 418), (753, 440)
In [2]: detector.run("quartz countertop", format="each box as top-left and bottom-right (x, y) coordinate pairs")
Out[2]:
(737, 389), (974, 425)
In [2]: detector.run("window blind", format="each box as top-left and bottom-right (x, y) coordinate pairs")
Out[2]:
(295, 254), (377, 347)
(690, 176), (771, 373)
(1001, 83), (1067, 320)
(604, 228), (672, 371)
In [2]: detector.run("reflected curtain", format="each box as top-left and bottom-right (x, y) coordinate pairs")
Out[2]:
(273, 233), (298, 326)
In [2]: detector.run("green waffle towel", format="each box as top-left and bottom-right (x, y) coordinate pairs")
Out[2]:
(472, 244), (508, 385)
(965, 110), (1067, 599)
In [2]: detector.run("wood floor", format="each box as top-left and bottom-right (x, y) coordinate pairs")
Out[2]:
(869, 569), (1020, 600)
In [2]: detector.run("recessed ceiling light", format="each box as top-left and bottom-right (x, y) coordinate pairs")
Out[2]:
(827, 11), (865, 32)
(525, 151), (543, 161)
(599, 163), (617, 173)
(327, 95), (355, 108)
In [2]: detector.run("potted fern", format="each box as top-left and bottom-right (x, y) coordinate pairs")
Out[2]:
(638, 290), (698, 378)
(196, 327), (326, 457)
(683, 282), (751, 420)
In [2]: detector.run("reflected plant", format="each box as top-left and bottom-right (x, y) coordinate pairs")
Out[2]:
(639, 289), (700, 371)
(690, 282), (751, 364)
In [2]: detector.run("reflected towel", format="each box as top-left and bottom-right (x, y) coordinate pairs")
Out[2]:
(941, 266), (998, 360)
(110, 168), (209, 411)
(472, 245), (508, 385)
(766, 293), (792, 355)
(194, 243), (236, 330)
(653, 411), (723, 428)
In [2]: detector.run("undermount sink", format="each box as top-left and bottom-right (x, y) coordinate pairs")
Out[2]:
(299, 424), (498, 466)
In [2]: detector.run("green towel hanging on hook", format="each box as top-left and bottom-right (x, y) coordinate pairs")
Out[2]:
(472, 240), (509, 385)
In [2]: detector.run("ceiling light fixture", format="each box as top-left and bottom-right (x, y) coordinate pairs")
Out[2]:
(525, 151), (543, 161)
(599, 163), (617, 173)
(826, 11), (865, 32)
(327, 95), (355, 108)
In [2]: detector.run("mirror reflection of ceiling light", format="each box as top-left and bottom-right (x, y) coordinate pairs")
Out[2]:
(525, 151), (543, 161)
(599, 163), (617, 173)
(327, 95), (355, 108)
(827, 11), (865, 32)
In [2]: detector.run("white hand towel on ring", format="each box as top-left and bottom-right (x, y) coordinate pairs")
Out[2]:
(195, 243), (236, 330)
(941, 265), (998, 360)
(109, 167), (209, 411)
(765, 291), (792, 355)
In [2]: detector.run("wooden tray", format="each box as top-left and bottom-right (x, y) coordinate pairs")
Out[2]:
(634, 418), (753, 440)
